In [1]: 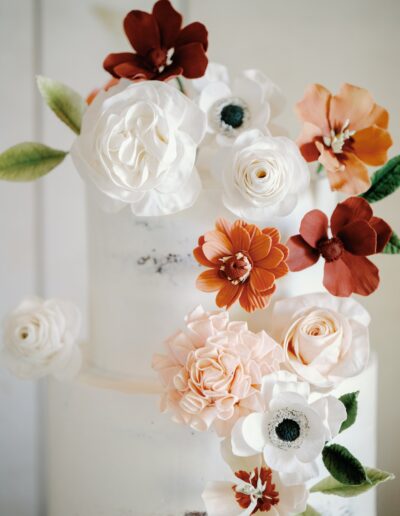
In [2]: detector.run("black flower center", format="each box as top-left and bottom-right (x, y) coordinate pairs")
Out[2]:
(275, 418), (301, 442)
(220, 104), (245, 129)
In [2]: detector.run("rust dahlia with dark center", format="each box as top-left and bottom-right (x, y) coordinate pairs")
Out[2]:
(194, 218), (289, 312)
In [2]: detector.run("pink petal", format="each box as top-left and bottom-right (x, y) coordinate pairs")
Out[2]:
(300, 209), (329, 248)
(323, 259), (354, 297)
(341, 253), (380, 296)
(286, 235), (320, 272)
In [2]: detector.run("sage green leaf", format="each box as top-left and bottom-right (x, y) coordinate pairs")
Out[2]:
(383, 231), (400, 254)
(322, 444), (367, 485)
(297, 504), (321, 515)
(360, 155), (400, 203)
(310, 467), (395, 497)
(0, 142), (67, 181)
(339, 391), (359, 433)
(37, 76), (86, 134)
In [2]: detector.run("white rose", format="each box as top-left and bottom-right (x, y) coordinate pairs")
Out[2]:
(213, 129), (309, 221)
(71, 79), (206, 216)
(270, 293), (370, 390)
(1, 297), (82, 380)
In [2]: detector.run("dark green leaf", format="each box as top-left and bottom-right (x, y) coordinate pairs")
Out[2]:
(383, 231), (400, 254)
(37, 76), (85, 134)
(0, 142), (67, 181)
(311, 467), (395, 497)
(339, 391), (359, 433)
(360, 155), (400, 203)
(322, 444), (368, 485)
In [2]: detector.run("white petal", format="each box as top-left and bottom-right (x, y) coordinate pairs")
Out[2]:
(278, 457), (319, 486)
(202, 481), (241, 516)
(232, 415), (266, 456)
(311, 395), (347, 440)
(220, 438), (262, 474)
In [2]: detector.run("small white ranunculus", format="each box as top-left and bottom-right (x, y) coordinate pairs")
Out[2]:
(71, 79), (206, 217)
(1, 297), (82, 380)
(231, 371), (346, 486)
(213, 130), (310, 221)
(270, 293), (370, 391)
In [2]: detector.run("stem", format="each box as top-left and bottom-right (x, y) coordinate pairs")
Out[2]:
(175, 76), (186, 95)
(316, 163), (324, 174)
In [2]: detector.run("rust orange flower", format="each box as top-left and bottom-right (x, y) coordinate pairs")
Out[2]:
(296, 83), (392, 195)
(194, 218), (289, 312)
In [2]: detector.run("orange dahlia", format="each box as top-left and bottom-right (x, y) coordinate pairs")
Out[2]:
(194, 218), (289, 312)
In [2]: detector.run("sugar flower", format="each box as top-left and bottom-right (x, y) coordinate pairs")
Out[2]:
(71, 80), (206, 216)
(231, 371), (346, 485)
(270, 293), (370, 390)
(296, 83), (392, 195)
(104, 0), (208, 82)
(1, 297), (82, 380)
(196, 66), (285, 144)
(202, 443), (308, 516)
(286, 196), (392, 297)
(194, 218), (289, 312)
(212, 130), (310, 221)
(152, 306), (283, 437)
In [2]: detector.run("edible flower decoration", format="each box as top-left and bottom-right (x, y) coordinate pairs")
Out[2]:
(286, 197), (392, 297)
(296, 83), (392, 195)
(152, 306), (283, 437)
(194, 218), (289, 312)
(103, 0), (208, 82)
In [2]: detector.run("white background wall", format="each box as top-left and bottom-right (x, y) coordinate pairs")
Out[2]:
(0, 0), (399, 514)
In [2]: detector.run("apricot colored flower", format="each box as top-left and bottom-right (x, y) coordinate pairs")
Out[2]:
(287, 197), (392, 297)
(296, 83), (392, 195)
(152, 306), (283, 437)
(103, 0), (208, 82)
(194, 218), (289, 312)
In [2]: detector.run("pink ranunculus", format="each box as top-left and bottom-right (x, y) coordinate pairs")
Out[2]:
(152, 306), (283, 437)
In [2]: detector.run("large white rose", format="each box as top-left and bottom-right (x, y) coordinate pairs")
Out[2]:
(1, 297), (81, 380)
(213, 130), (309, 221)
(270, 293), (370, 390)
(71, 79), (206, 216)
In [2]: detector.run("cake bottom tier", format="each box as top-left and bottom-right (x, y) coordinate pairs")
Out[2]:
(47, 356), (377, 516)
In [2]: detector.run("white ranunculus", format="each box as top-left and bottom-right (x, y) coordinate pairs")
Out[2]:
(270, 293), (370, 390)
(71, 79), (206, 216)
(213, 130), (310, 221)
(231, 371), (346, 486)
(1, 297), (81, 380)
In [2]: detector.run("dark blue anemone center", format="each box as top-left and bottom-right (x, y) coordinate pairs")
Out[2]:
(275, 418), (300, 442)
(220, 104), (245, 129)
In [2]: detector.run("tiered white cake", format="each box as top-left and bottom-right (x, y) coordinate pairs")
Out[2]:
(47, 178), (377, 515)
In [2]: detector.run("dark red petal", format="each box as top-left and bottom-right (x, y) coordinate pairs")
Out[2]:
(173, 42), (208, 79)
(323, 259), (354, 297)
(369, 216), (393, 253)
(175, 22), (209, 50)
(341, 252), (380, 296)
(157, 63), (184, 81)
(113, 61), (155, 81)
(330, 197), (373, 235)
(286, 235), (320, 272)
(299, 141), (321, 162)
(124, 10), (160, 56)
(337, 220), (377, 256)
(299, 209), (329, 248)
(103, 52), (138, 78)
(152, 0), (182, 48)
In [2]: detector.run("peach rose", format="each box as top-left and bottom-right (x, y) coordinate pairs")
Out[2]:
(152, 306), (283, 436)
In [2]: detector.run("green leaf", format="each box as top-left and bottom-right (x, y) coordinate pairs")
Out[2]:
(360, 155), (400, 203)
(315, 162), (324, 174)
(339, 391), (359, 433)
(0, 142), (67, 181)
(311, 467), (395, 497)
(297, 504), (321, 515)
(322, 444), (368, 485)
(37, 76), (86, 134)
(383, 231), (400, 254)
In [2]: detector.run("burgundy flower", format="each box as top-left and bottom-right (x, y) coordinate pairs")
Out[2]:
(103, 0), (208, 82)
(286, 197), (392, 297)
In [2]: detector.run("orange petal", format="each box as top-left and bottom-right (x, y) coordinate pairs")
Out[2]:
(262, 227), (281, 245)
(297, 122), (323, 162)
(256, 247), (284, 270)
(249, 233), (272, 262)
(295, 84), (331, 134)
(326, 152), (371, 195)
(193, 246), (214, 267)
(270, 261), (289, 279)
(352, 126), (392, 166)
(316, 141), (344, 174)
(196, 269), (225, 292)
(240, 286), (269, 313)
(216, 283), (242, 309)
(329, 83), (376, 132)
(275, 243), (289, 260)
(215, 217), (232, 237)
(369, 104), (389, 129)
(249, 267), (275, 293)
(230, 224), (251, 252)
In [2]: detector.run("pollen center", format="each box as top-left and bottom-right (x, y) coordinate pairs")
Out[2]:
(220, 252), (252, 285)
(275, 418), (301, 442)
(220, 104), (245, 129)
(317, 237), (344, 262)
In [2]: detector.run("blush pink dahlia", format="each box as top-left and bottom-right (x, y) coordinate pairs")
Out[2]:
(152, 306), (283, 437)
